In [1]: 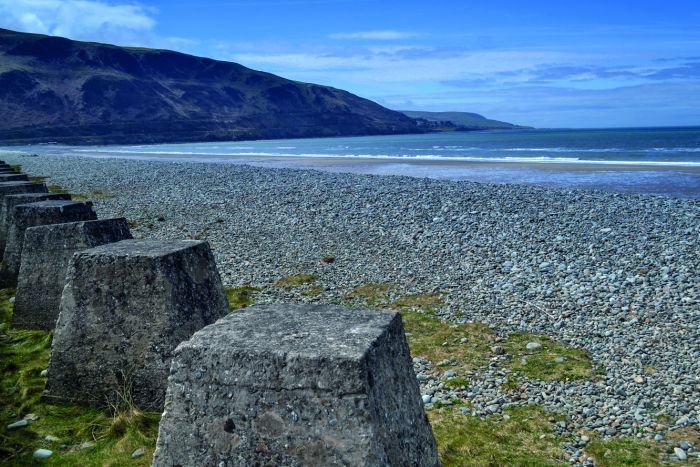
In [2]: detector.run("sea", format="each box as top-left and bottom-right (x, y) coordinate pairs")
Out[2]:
(4, 126), (700, 198)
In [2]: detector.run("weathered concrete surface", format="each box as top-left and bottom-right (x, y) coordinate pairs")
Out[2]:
(13, 218), (133, 330)
(44, 240), (229, 411)
(152, 304), (439, 467)
(0, 181), (47, 199)
(0, 173), (29, 182)
(0, 200), (96, 287)
(0, 192), (71, 251)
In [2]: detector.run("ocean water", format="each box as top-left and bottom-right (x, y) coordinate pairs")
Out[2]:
(4, 127), (700, 197)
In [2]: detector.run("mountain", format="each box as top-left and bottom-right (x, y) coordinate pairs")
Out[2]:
(0, 28), (420, 145)
(400, 111), (530, 131)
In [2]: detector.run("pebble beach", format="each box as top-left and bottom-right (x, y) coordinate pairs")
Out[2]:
(3, 151), (699, 463)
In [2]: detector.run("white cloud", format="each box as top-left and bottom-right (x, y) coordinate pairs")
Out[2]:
(328, 30), (420, 40)
(230, 49), (578, 83)
(0, 0), (156, 45)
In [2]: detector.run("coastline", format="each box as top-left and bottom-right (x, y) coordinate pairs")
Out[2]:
(2, 151), (699, 457)
(6, 141), (700, 197)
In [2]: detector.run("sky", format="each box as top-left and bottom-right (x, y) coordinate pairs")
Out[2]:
(1, 0), (699, 128)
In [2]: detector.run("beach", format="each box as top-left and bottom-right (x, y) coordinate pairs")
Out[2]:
(3, 150), (699, 460)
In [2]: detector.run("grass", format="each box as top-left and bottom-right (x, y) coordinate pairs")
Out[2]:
(47, 184), (70, 194)
(585, 437), (663, 466)
(0, 288), (160, 465)
(667, 425), (700, 445)
(444, 377), (470, 388)
(275, 273), (318, 288)
(501, 332), (596, 381)
(10, 164), (22, 172)
(224, 285), (260, 310)
(429, 404), (569, 466)
(72, 190), (112, 201)
(392, 293), (444, 311)
(345, 283), (392, 306)
(401, 310), (495, 373)
(302, 286), (324, 297)
(24, 173), (111, 201)
(345, 283), (598, 382)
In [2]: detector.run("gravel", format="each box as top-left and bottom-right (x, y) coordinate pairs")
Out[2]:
(3, 151), (699, 463)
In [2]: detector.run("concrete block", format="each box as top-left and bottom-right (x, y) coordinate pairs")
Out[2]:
(0, 173), (29, 182)
(0, 192), (71, 251)
(44, 239), (229, 411)
(0, 182), (47, 199)
(152, 304), (438, 467)
(0, 200), (96, 287)
(13, 218), (133, 330)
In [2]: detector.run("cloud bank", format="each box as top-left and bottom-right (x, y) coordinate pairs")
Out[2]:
(0, 0), (156, 45)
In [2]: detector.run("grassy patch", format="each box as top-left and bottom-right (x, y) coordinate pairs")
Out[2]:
(444, 377), (470, 388)
(224, 285), (260, 310)
(47, 184), (70, 194)
(0, 288), (160, 465)
(275, 274), (318, 288)
(668, 426), (700, 450)
(401, 310), (494, 373)
(501, 332), (596, 381)
(393, 293), (443, 311)
(585, 437), (663, 466)
(10, 164), (22, 172)
(302, 286), (324, 297)
(429, 405), (568, 466)
(346, 283), (392, 306)
(72, 190), (112, 201)
(28, 175), (48, 184)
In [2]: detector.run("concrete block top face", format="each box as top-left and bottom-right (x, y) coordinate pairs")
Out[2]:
(15, 199), (91, 212)
(0, 182), (47, 194)
(23, 218), (132, 244)
(3, 192), (71, 204)
(0, 173), (28, 182)
(77, 238), (212, 258)
(187, 303), (398, 361)
(13, 200), (97, 226)
(1, 193), (71, 227)
(175, 304), (403, 395)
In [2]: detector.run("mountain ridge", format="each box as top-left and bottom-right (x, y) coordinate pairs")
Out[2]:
(0, 28), (420, 145)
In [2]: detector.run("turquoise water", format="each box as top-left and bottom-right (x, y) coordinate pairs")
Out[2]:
(4, 127), (700, 197)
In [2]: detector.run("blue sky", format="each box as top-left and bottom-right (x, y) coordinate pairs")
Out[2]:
(1, 0), (699, 128)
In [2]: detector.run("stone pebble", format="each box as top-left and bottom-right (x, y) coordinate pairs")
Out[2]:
(4, 150), (699, 465)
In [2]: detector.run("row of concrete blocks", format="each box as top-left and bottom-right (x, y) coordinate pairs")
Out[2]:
(2, 165), (438, 466)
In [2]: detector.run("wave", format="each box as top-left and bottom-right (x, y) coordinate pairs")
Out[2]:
(69, 148), (700, 166)
(424, 146), (700, 153)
